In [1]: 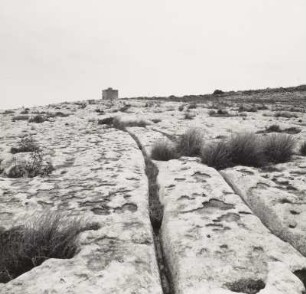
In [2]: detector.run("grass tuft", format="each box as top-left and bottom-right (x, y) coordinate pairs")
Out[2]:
(0, 213), (83, 283)
(151, 140), (178, 161)
(263, 134), (295, 163)
(177, 128), (204, 157)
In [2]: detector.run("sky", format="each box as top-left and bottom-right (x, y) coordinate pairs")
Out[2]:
(0, 0), (305, 109)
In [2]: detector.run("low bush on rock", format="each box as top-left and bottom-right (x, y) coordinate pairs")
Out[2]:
(274, 111), (298, 119)
(177, 128), (204, 157)
(263, 134), (295, 163)
(300, 141), (306, 156)
(201, 141), (232, 170)
(5, 151), (54, 178)
(11, 136), (40, 154)
(0, 213), (83, 283)
(201, 133), (296, 169)
(28, 115), (48, 123)
(151, 140), (178, 161)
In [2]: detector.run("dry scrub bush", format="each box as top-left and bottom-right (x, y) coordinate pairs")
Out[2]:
(263, 134), (295, 163)
(11, 135), (40, 154)
(151, 140), (178, 161)
(6, 151), (53, 178)
(0, 213), (83, 283)
(177, 128), (204, 157)
(300, 142), (306, 156)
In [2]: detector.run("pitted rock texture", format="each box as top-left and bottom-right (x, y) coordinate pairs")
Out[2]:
(222, 163), (306, 257)
(128, 127), (306, 293)
(0, 111), (162, 294)
(157, 158), (306, 294)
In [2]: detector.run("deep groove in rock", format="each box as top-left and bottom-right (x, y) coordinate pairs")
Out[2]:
(294, 269), (306, 291)
(125, 129), (175, 294)
(220, 171), (306, 258)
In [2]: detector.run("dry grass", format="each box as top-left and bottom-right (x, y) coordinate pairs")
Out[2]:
(5, 151), (54, 178)
(11, 136), (40, 154)
(151, 140), (178, 161)
(263, 134), (295, 163)
(0, 213), (83, 283)
(177, 128), (204, 157)
(300, 141), (306, 156)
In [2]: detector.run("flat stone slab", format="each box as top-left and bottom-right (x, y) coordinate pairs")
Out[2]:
(156, 158), (306, 293)
(0, 123), (162, 293)
(221, 163), (306, 257)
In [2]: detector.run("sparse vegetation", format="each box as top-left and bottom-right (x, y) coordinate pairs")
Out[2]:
(0, 213), (83, 283)
(151, 140), (178, 161)
(300, 141), (306, 156)
(177, 128), (204, 157)
(5, 151), (54, 178)
(178, 104), (184, 111)
(213, 89), (224, 95)
(187, 103), (197, 110)
(201, 141), (232, 170)
(28, 115), (48, 123)
(238, 104), (257, 112)
(201, 133), (296, 170)
(262, 134), (295, 163)
(184, 112), (194, 120)
(274, 111), (298, 119)
(11, 136), (40, 154)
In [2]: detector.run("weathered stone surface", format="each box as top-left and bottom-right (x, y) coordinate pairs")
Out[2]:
(0, 122), (162, 293)
(157, 158), (306, 293)
(221, 163), (306, 257)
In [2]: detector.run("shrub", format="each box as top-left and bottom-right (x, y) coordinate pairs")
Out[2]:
(177, 128), (204, 157)
(187, 103), (197, 110)
(119, 104), (131, 112)
(95, 109), (105, 115)
(151, 118), (161, 124)
(213, 89), (224, 95)
(98, 117), (114, 125)
(151, 140), (178, 161)
(300, 141), (306, 156)
(11, 136), (40, 154)
(201, 141), (232, 170)
(238, 105), (257, 112)
(265, 124), (282, 133)
(113, 117), (149, 130)
(184, 112), (194, 120)
(28, 115), (47, 123)
(12, 115), (29, 122)
(0, 213), (83, 283)
(263, 134), (295, 163)
(5, 151), (54, 178)
(178, 104), (184, 111)
(227, 133), (265, 167)
(274, 111), (298, 118)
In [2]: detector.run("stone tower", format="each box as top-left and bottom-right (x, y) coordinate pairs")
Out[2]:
(102, 88), (119, 100)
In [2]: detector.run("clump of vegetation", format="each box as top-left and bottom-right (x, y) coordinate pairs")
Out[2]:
(95, 108), (105, 115)
(151, 118), (161, 124)
(12, 115), (29, 122)
(227, 133), (265, 167)
(187, 103), (197, 110)
(177, 128), (204, 157)
(274, 111), (298, 119)
(184, 112), (194, 120)
(113, 117), (149, 130)
(98, 117), (114, 125)
(265, 124), (282, 133)
(0, 213), (84, 283)
(11, 136), (40, 154)
(5, 151), (54, 178)
(28, 115), (48, 123)
(178, 104), (185, 111)
(209, 109), (230, 117)
(151, 140), (178, 161)
(300, 141), (306, 156)
(201, 141), (232, 170)
(213, 89), (224, 95)
(263, 134), (295, 163)
(238, 104), (257, 112)
(201, 133), (296, 170)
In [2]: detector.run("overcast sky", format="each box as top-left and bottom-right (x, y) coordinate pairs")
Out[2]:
(0, 0), (305, 109)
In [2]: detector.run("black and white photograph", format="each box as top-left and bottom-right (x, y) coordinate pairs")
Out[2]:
(0, 0), (305, 293)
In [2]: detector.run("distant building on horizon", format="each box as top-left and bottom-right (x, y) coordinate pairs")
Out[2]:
(102, 87), (119, 100)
